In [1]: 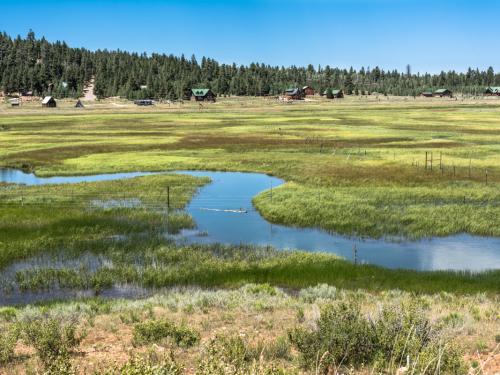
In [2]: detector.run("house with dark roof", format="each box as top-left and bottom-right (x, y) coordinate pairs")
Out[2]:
(484, 87), (500, 96)
(191, 89), (216, 102)
(434, 89), (453, 98)
(420, 91), (433, 97)
(323, 89), (344, 99)
(303, 86), (315, 96)
(134, 99), (154, 106)
(284, 88), (305, 100)
(41, 96), (56, 107)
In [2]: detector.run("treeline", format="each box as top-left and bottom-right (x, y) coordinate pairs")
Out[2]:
(1, 31), (500, 100)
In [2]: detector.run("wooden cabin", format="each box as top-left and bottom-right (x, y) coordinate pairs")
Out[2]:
(41, 96), (56, 108)
(191, 89), (216, 102)
(484, 87), (500, 96)
(323, 89), (344, 99)
(284, 88), (305, 100)
(302, 86), (315, 96)
(420, 92), (433, 97)
(434, 89), (453, 98)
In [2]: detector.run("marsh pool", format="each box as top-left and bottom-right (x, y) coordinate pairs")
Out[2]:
(1, 168), (499, 272)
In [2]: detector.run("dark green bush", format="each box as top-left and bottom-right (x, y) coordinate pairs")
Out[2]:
(289, 300), (465, 374)
(132, 319), (199, 347)
(289, 300), (375, 370)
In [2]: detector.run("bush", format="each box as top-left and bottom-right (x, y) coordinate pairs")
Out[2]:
(289, 300), (375, 371)
(20, 315), (84, 372)
(0, 325), (19, 365)
(118, 352), (183, 375)
(133, 319), (199, 348)
(197, 334), (288, 375)
(289, 300), (465, 374)
(0, 307), (17, 322)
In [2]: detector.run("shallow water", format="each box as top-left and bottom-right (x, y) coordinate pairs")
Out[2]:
(175, 171), (500, 272)
(0, 168), (158, 185)
(1, 168), (499, 272)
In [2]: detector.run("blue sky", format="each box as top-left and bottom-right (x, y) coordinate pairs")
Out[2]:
(1, 0), (498, 73)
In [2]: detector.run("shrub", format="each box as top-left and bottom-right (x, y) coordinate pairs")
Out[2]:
(133, 319), (199, 348)
(244, 283), (278, 296)
(20, 315), (84, 371)
(0, 307), (17, 322)
(263, 335), (291, 361)
(197, 334), (288, 375)
(118, 352), (183, 375)
(0, 325), (19, 365)
(298, 284), (338, 303)
(289, 300), (375, 371)
(289, 300), (465, 374)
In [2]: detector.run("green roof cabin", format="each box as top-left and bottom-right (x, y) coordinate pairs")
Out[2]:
(323, 89), (344, 99)
(484, 87), (500, 96)
(434, 89), (453, 98)
(191, 88), (216, 102)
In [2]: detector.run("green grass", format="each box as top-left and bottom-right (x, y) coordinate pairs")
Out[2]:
(1, 98), (498, 239)
(10, 240), (500, 296)
(0, 174), (208, 268)
(0, 98), (499, 304)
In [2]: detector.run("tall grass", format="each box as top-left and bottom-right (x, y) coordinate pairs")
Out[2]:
(10, 241), (500, 296)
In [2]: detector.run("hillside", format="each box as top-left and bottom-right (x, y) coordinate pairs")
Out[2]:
(1, 31), (500, 100)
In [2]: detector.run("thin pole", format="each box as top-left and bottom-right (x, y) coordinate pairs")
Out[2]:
(167, 186), (170, 210)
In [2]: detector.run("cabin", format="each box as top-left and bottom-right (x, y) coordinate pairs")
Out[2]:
(191, 89), (216, 102)
(41, 96), (57, 108)
(302, 86), (315, 96)
(434, 89), (452, 98)
(484, 87), (500, 96)
(284, 88), (305, 100)
(420, 92), (433, 97)
(134, 99), (154, 106)
(75, 100), (84, 108)
(323, 89), (344, 99)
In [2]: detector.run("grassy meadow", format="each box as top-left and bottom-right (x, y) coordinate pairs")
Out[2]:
(1, 96), (499, 239)
(0, 96), (499, 373)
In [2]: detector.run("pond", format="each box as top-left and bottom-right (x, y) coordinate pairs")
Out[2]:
(1, 168), (500, 272)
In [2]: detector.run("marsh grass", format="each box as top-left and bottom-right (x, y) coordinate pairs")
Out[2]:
(1, 98), (499, 239)
(9, 241), (500, 297)
(0, 174), (207, 268)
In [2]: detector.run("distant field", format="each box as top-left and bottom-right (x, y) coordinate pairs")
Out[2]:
(1, 96), (499, 374)
(1, 96), (499, 239)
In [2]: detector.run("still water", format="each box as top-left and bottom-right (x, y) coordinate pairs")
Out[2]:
(1, 168), (499, 272)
